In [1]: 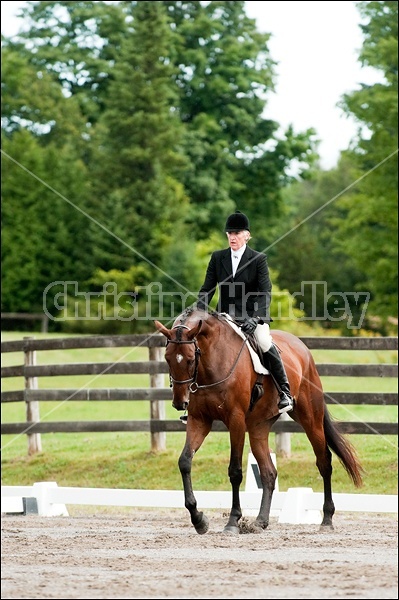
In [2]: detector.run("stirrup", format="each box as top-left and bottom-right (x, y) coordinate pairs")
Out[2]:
(278, 393), (294, 414)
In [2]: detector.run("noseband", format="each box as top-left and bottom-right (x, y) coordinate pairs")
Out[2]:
(166, 324), (248, 393)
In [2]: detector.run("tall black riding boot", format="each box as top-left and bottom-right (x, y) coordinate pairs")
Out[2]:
(263, 344), (294, 413)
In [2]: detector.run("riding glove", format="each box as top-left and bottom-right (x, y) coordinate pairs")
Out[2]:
(240, 317), (259, 336)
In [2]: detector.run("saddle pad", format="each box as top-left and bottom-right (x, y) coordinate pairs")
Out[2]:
(221, 313), (269, 376)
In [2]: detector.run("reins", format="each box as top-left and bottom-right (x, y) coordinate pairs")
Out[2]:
(167, 325), (248, 393)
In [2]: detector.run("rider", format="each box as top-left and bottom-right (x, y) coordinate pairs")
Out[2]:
(196, 209), (294, 415)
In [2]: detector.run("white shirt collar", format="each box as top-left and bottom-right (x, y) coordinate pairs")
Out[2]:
(231, 244), (246, 260)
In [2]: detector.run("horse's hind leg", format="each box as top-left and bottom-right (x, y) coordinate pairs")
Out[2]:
(179, 419), (212, 534)
(305, 426), (335, 528)
(295, 383), (335, 529)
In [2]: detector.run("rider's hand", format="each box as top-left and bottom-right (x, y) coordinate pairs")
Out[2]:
(240, 317), (259, 336)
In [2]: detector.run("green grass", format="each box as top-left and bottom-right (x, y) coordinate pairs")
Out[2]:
(1, 331), (397, 496)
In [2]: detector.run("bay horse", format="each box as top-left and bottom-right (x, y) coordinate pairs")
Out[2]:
(154, 307), (363, 535)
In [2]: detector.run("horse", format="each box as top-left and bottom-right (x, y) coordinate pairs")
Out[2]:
(154, 307), (363, 535)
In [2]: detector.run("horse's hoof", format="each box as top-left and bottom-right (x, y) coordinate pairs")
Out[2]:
(237, 518), (266, 534)
(194, 514), (209, 535)
(251, 521), (266, 534)
(319, 523), (334, 532)
(223, 525), (240, 535)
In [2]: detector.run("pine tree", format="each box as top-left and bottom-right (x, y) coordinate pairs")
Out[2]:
(89, 1), (188, 276)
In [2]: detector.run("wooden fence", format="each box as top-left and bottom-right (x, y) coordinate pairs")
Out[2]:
(1, 334), (398, 455)
(1, 312), (49, 333)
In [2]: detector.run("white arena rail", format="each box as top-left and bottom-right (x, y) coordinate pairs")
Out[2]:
(2, 482), (397, 525)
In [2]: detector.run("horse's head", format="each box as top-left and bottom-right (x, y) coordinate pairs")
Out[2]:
(154, 316), (203, 411)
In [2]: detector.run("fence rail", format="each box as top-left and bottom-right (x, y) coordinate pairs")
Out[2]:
(2, 334), (398, 353)
(1, 312), (49, 333)
(2, 362), (398, 380)
(1, 389), (398, 406)
(2, 420), (395, 436)
(1, 334), (398, 454)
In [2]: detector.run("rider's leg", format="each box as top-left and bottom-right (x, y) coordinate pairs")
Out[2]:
(262, 343), (294, 413)
(254, 323), (294, 414)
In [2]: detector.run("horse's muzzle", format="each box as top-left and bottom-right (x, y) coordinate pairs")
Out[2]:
(172, 400), (189, 411)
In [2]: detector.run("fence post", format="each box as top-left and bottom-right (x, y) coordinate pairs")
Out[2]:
(149, 344), (166, 452)
(41, 315), (49, 334)
(23, 336), (42, 455)
(275, 413), (291, 458)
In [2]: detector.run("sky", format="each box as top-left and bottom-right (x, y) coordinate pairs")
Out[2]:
(1, 0), (382, 169)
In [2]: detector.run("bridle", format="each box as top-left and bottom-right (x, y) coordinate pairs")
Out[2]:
(166, 325), (202, 392)
(166, 324), (248, 393)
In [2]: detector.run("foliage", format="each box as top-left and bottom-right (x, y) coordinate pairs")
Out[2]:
(1, 130), (93, 314)
(58, 265), (152, 334)
(2, 0), (318, 329)
(161, 1), (319, 236)
(269, 1), (398, 335)
(1, 1), (397, 335)
(269, 157), (373, 334)
(336, 1), (398, 327)
(87, 1), (190, 279)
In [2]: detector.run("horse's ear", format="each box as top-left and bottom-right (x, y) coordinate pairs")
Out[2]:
(187, 320), (202, 340)
(154, 320), (172, 340)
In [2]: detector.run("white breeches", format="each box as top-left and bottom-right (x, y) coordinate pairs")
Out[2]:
(254, 322), (273, 353)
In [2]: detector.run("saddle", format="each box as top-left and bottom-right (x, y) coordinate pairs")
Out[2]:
(219, 313), (267, 410)
(234, 323), (265, 410)
(247, 334), (265, 410)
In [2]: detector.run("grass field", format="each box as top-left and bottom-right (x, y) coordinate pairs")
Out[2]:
(1, 330), (397, 495)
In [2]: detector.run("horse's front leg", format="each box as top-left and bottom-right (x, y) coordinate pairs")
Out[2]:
(223, 424), (246, 535)
(178, 418), (212, 534)
(249, 435), (277, 531)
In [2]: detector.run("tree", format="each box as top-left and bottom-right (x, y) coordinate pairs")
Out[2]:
(337, 0), (398, 325)
(162, 0), (319, 237)
(88, 0), (189, 275)
(1, 44), (94, 318)
(270, 157), (368, 333)
(10, 0), (127, 128)
(1, 130), (93, 315)
(2, 0), (320, 328)
(11, 1), (318, 236)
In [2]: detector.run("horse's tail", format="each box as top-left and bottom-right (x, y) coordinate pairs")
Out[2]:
(324, 409), (363, 488)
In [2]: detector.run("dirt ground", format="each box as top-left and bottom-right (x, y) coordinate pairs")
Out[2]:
(1, 508), (397, 600)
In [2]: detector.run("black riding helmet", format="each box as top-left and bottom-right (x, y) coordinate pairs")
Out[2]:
(224, 210), (250, 232)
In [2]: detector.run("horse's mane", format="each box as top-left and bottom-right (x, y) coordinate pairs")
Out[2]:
(177, 306), (227, 326)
